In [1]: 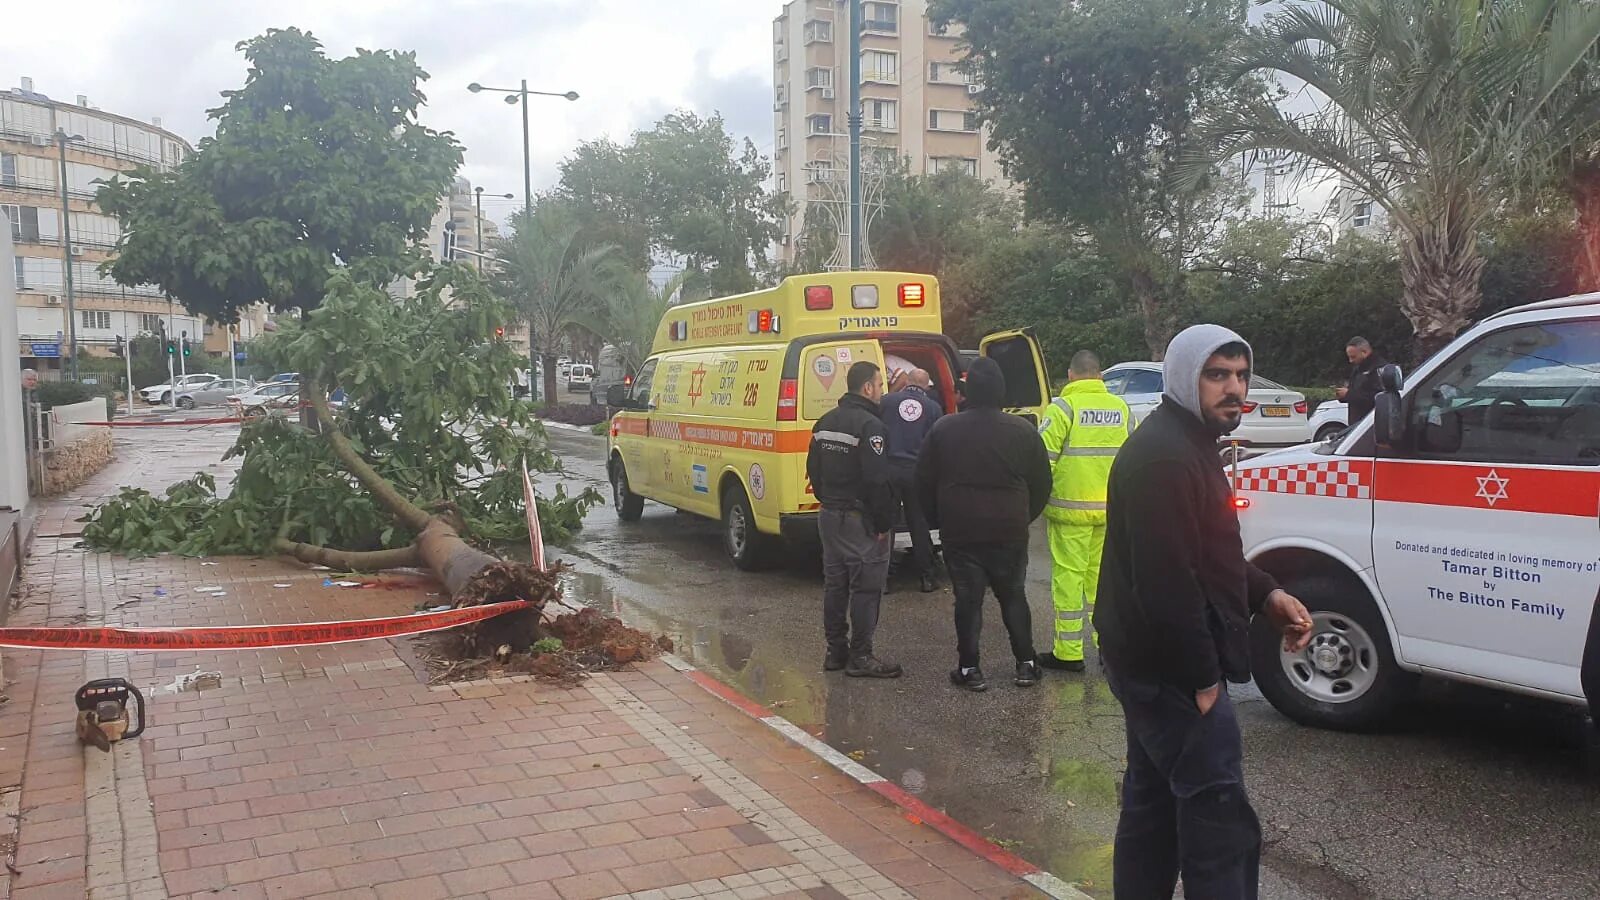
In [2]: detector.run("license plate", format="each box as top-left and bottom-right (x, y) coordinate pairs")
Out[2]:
(1262, 405), (1291, 418)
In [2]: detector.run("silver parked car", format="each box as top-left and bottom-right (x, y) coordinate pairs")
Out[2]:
(175, 378), (256, 409)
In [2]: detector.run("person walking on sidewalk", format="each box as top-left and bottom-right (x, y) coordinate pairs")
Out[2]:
(1037, 350), (1131, 673)
(1096, 325), (1313, 900)
(916, 358), (1052, 691)
(808, 361), (903, 678)
(1336, 336), (1387, 426)
(881, 367), (943, 593)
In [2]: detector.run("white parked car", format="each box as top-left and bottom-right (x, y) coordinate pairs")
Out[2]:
(567, 363), (594, 393)
(140, 374), (219, 405)
(1309, 399), (1350, 443)
(175, 378), (255, 410)
(1101, 362), (1314, 461)
(229, 381), (298, 417)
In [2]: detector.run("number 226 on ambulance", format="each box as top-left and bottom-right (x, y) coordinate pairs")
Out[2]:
(605, 272), (1050, 570)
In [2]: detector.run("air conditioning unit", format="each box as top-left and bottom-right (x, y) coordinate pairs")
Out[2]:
(29, 135), (50, 147)
(967, 84), (981, 95)
(45, 294), (61, 306)
(70, 246), (85, 256)
(821, 87), (835, 100)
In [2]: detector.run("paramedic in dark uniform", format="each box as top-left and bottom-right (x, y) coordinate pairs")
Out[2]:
(881, 368), (943, 593)
(807, 361), (903, 678)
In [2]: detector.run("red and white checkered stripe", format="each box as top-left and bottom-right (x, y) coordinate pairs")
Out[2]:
(1234, 460), (1370, 500)
(647, 420), (683, 441)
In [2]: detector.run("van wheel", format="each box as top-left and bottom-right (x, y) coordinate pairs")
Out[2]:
(1315, 423), (1344, 443)
(1250, 574), (1416, 732)
(722, 485), (776, 571)
(1219, 443), (1248, 466)
(610, 458), (644, 522)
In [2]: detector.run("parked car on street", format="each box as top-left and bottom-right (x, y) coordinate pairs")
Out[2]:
(567, 363), (594, 393)
(590, 345), (628, 406)
(268, 372), (298, 383)
(176, 378), (256, 409)
(1309, 399), (1350, 443)
(1102, 361), (1313, 461)
(229, 381), (298, 417)
(139, 374), (219, 406)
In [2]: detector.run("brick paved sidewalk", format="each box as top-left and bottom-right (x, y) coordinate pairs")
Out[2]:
(0, 427), (1051, 900)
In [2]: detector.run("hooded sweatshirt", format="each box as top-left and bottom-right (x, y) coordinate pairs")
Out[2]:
(1093, 325), (1281, 690)
(915, 358), (1052, 546)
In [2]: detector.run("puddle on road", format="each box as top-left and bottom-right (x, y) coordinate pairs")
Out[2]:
(556, 567), (1121, 895)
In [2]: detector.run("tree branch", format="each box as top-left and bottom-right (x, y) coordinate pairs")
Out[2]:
(273, 538), (421, 571)
(306, 381), (433, 533)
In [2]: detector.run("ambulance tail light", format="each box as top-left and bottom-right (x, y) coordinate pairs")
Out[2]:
(898, 283), (926, 307)
(805, 286), (834, 310)
(749, 309), (781, 334)
(1232, 495), (1251, 510)
(777, 378), (799, 421)
(1241, 401), (1259, 414)
(1294, 400), (1308, 415)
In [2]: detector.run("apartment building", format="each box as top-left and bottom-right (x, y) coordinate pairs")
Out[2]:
(772, 0), (1005, 267)
(0, 77), (236, 374)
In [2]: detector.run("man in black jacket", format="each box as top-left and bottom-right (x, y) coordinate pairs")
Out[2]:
(916, 358), (1052, 691)
(1095, 324), (1312, 900)
(1337, 336), (1386, 426)
(807, 361), (902, 678)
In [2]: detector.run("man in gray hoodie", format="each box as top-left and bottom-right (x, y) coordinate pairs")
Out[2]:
(1095, 324), (1313, 900)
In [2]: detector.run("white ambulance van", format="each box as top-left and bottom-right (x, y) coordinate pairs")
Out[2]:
(1236, 293), (1600, 730)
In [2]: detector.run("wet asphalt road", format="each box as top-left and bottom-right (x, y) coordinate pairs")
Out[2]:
(539, 425), (1600, 900)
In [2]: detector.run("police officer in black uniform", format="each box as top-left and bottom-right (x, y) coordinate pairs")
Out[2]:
(807, 360), (903, 678)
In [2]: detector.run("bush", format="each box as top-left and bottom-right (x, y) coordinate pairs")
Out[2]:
(538, 404), (608, 427)
(35, 380), (97, 410)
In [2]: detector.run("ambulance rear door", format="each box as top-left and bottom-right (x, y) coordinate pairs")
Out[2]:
(1369, 316), (1600, 698)
(795, 338), (888, 505)
(978, 328), (1053, 426)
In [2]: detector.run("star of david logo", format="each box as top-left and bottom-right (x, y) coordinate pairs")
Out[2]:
(1474, 469), (1509, 507)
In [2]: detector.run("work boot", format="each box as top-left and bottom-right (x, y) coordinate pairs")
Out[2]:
(1014, 659), (1041, 687)
(1037, 651), (1086, 673)
(845, 655), (903, 678)
(824, 647), (849, 671)
(919, 572), (938, 594)
(949, 666), (988, 692)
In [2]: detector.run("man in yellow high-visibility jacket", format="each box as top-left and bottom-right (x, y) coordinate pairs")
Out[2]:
(1038, 350), (1133, 672)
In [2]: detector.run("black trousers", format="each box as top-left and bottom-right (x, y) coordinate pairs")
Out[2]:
(888, 462), (934, 577)
(1104, 658), (1261, 900)
(1584, 588), (1600, 723)
(820, 508), (890, 659)
(945, 542), (1036, 669)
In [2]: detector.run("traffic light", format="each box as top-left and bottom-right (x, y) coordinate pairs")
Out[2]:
(182, 336), (191, 358)
(494, 326), (506, 339)
(165, 338), (176, 356)
(111, 335), (125, 357)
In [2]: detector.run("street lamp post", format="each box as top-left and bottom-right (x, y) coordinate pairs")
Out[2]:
(472, 186), (514, 273)
(466, 80), (578, 404)
(55, 130), (86, 380)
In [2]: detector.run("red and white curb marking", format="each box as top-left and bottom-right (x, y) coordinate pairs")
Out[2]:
(660, 653), (1094, 900)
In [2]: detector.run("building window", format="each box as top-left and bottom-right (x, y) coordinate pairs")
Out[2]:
(928, 62), (969, 85)
(806, 67), (834, 90)
(807, 114), (833, 136)
(804, 19), (832, 43)
(12, 257), (21, 289)
(0, 153), (15, 187)
(861, 50), (898, 84)
(929, 109), (978, 132)
(862, 99), (898, 132)
(1, 204), (19, 240)
(930, 156), (979, 177)
(82, 310), (111, 330)
(140, 313), (164, 334)
(805, 162), (838, 184)
(777, 172), (788, 193)
(861, 1), (898, 34)
(929, 19), (963, 37)
(777, 128), (788, 151)
(1352, 200), (1373, 228)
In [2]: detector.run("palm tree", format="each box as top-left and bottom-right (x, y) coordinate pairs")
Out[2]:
(591, 271), (688, 378)
(491, 201), (617, 404)
(1193, 0), (1600, 358)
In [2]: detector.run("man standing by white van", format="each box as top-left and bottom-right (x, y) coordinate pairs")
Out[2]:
(808, 361), (904, 678)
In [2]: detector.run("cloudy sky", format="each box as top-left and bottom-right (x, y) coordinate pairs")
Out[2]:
(2, 0), (779, 225)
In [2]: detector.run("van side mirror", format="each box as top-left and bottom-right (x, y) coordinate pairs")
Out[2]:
(605, 384), (629, 408)
(1374, 390), (1405, 446)
(1379, 363), (1403, 393)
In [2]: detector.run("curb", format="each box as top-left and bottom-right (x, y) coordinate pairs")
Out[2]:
(660, 652), (1094, 900)
(537, 420), (602, 435)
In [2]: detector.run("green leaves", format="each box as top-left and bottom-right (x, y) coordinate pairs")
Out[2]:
(96, 27), (462, 323)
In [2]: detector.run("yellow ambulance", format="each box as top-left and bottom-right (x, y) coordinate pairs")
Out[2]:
(604, 271), (1050, 569)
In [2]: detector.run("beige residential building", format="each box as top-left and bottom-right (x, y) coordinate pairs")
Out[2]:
(0, 77), (244, 374)
(772, 0), (1004, 267)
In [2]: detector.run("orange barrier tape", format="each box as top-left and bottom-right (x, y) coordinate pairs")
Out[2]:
(0, 600), (533, 651)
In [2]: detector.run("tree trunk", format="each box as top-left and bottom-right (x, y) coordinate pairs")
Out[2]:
(542, 352), (559, 408)
(1397, 220), (1485, 365)
(285, 384), (554, 651)
(1571, 158), (1600, 294)
(1131, 267), (1174, 361)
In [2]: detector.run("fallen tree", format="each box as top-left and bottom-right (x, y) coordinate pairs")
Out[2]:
(81, 267), (603, 649)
